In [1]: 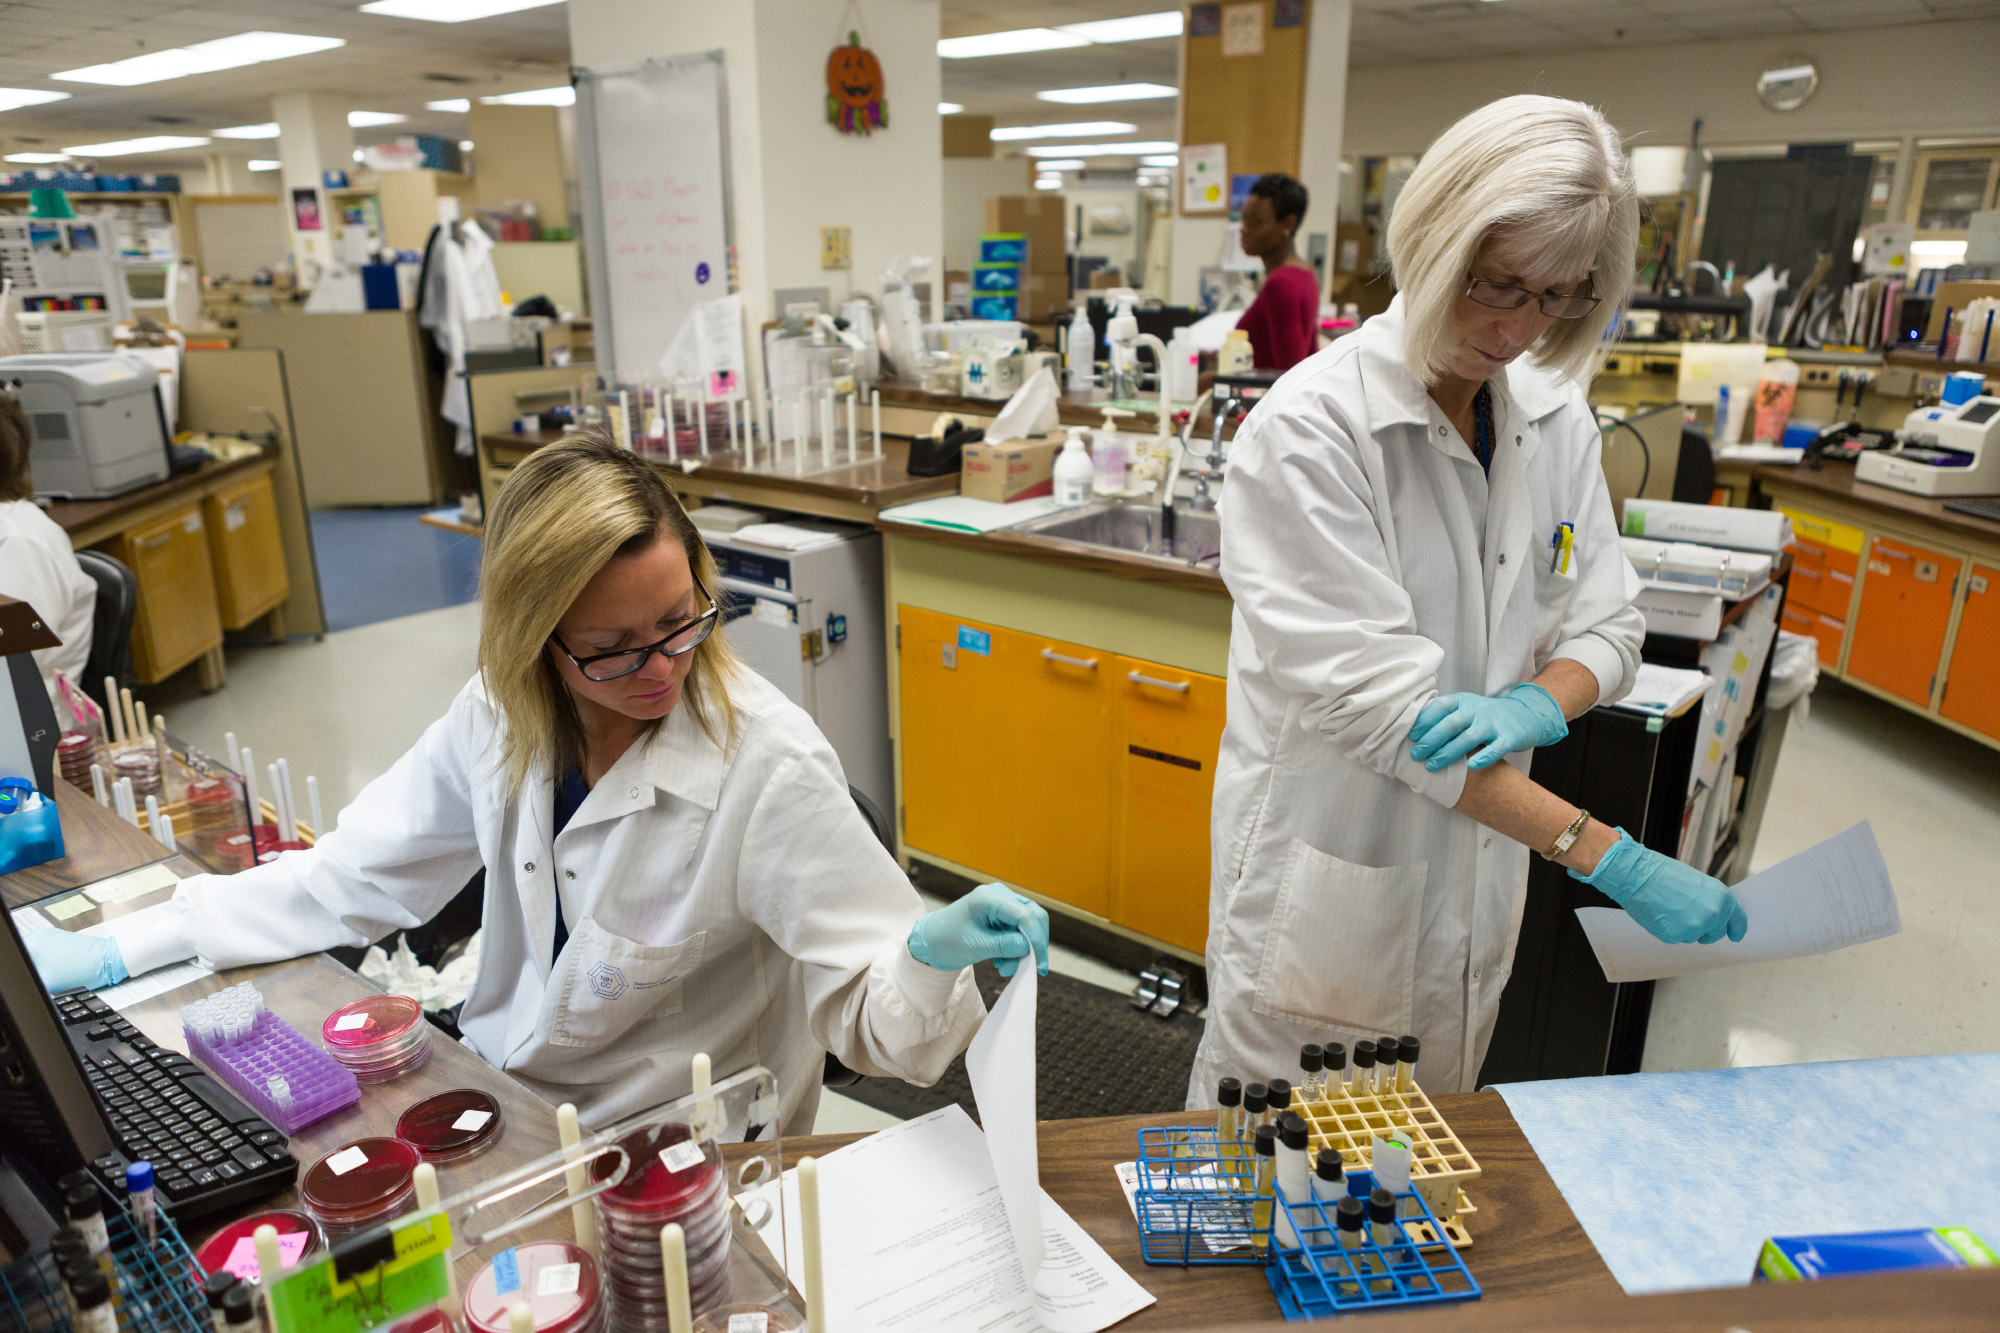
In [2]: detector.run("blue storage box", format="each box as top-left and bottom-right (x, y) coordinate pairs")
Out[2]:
(94, 175), (135, 193)
(979, 234), (1029, 264)
(973, 262), (1020, 293)
(360, 264), (402, 311)
(970, 294), (1018, 321)
(55, 172), (96, 193)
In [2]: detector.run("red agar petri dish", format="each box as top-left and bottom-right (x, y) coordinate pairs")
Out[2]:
(195, 1210), (321, 1278)
(301, 1138), (421, 1236)
(396, 1088), (504, 1163)
(323, 994), (431, 1083)
(466, 1242), (604, 1333)
(592, 1124), (720, 1218)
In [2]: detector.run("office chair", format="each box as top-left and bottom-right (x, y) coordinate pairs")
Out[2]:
(73, 550), (137, 712)
(1674, 428), (1718, 505)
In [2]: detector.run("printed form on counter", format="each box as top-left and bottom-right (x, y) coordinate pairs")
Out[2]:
(745, 967), (1154, 1332)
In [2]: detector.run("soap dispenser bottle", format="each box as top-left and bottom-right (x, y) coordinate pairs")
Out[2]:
(1053, 426), (1094, 506)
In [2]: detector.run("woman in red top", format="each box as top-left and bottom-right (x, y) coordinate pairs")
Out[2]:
(1234, 173), (1321, 371)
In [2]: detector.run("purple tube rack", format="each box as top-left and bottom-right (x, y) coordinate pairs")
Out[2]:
(183, 1009), (360, 1134)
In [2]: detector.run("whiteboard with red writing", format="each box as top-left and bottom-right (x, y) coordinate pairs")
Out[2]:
(574, 51), (736, 384)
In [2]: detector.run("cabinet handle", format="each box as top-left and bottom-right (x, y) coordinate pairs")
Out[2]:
(1040, 648), (1098, 669)
(1127, 670), (1191, 693)
(139, 533), (172, 551)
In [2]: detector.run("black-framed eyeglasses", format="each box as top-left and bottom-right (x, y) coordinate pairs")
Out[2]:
(551, 575), (721, 681)
(1465, 276), (1601, 320)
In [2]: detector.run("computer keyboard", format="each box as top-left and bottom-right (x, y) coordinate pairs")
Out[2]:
(1944, 497), (2000, 523)
(52, 991), (298, 1220)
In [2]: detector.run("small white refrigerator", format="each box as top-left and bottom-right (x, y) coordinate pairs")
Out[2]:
(705, 521), (893, 820)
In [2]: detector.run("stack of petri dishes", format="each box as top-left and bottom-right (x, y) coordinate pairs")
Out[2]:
(56, 732), (97, 791)
(194, 1209), (322, 1279)
(690, 1307), (797, 1333)
(182, 776), (240, 865)
(300, 1138), (421, 1240)
(322, 995), (432, 1084)
(592, 1124), (732, 1327)
(396, 1089), (504, 1164)
(465, 1242), (606, 1333)
(113, 748), (162, 798)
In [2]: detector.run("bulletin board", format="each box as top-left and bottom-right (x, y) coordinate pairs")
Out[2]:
(1180, 0), (1312, 214)
(574, 51), (737, 384)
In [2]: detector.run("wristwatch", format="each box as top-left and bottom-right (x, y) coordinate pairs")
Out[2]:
(1543, 810), (1590, 862)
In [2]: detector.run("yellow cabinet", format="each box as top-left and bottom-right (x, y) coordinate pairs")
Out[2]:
(202, 472), (290, 630)
(104, 504), (222, 685)
(898, 607), (1115, 915)
(1111, 655), (1225, 955)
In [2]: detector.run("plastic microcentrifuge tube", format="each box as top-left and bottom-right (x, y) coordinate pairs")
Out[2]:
(267, 1075), (292, 1107)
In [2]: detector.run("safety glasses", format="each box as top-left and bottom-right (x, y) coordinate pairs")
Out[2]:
(551, 575), (720, 681)
(1464, 276), (1601, 320)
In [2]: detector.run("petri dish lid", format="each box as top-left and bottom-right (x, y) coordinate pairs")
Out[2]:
(466, 1242), (600, 1333)
(187, 778), (236, 804)
(301, 1138), (422, 1213)
(397, 1089), (503, 1159)
(195, 1210), (320, 1278)
(593, 1124), (720, 1218)
(324, 995), (424, 1049)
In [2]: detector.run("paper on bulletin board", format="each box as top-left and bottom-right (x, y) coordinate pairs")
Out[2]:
(1220, 1), (1264, 55)
(1181, 144), (1228, 214)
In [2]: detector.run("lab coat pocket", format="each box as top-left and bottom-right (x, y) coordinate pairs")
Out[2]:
(548, 917), (707, 1049)
(1252, 839), (1424, 1036)
(1532, 563), (1579, 658)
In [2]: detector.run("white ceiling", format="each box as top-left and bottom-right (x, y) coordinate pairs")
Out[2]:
(0, 0), (1990, 172)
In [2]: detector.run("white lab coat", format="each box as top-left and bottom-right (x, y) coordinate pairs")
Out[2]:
(0, 499), (94, 700)
(421, 221), (504, 457)
(121, 669), (984, 1134)
(1189, 297), (1644, 1102)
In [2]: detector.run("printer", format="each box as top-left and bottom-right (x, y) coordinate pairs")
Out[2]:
(0, 353), (171, 499)
(1854, 395), (2000, 498)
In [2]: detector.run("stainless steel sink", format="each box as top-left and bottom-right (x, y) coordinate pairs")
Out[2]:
(1015, 502), (1221, 566)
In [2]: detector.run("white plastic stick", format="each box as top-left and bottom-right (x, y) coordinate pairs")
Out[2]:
(664, 390), (675, 452)
(254, 1223), (284, 1292)
(307, 776), (325, 840)
(224, 730), (239, 772)
(107, 681), (126, 745)
(158, 812), (174, 850)
(617, 389), (631, 450)
(660, 1224), (691, 1333)
(558, 1103), (601, 1260)
(119, 689), (136, 747)
(799, 1156), (826, 1333)
(793, 399), (807, 472)
(871, 388), (883, 457)
(91, 763), (107, 807)
(277, 758), (298, 842)
(267, 764), (287, 841)
(116, 778), (135, 825)
(134, 699), (149, 741)
(846, 391), (858, 463)
(697, 385), (709, 456)
(413, 1163), (461, 1311)
(144, 794), (161, 840)
(820, 389), (834, 468)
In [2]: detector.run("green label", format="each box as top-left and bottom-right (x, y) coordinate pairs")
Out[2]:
(1623, 511), (1645, 536)
(1757, 1239), (1802, 1282)
(268, 1214), (453, 1333)
(1940, 1227), (1997, 1267)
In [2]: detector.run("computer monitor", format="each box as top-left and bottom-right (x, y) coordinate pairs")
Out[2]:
(0, 906), (117, 1218)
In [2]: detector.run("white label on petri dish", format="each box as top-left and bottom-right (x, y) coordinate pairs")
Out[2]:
(657, 1141), (704, 1174)
(333, 1013), (369, 1032)
(452, 1110), (494, 1132)
(727, 1316), (768, 1333)
(535, 1263), (581, 1297)
(326, 1146), (370, 1176)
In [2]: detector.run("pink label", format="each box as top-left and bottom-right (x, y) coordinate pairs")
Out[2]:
(221, 1232), (309, 1281)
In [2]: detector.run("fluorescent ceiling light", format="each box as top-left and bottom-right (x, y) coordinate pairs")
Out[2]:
(1035, 159), (1086, 171)
(248, 159), (280, 171)
(213, 122), (280, 139)
(991, 120), (1134, 141)
(1035, 178), (1063, 190)
(1036, 82), (1176, 104)
(1912, 240), (1967, 259)
(54, 32), (345, 87)
(427, 98), (471, 113)
(938, 29), (1089, 58)
(0, 88), (71, 113)
(360, 0), (563, 20)
(1055, 11), (1183, 42)
(4, 152), (70, 164)
(479, 86), (574, 106)
(1140, 154), (1178, 166)
(938, 102), (964, 115)
(63, 135), (211, 156)
(1025, 140), (1176, 157)
(348, 111), (407, 127)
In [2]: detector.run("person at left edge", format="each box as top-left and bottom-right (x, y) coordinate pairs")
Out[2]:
(27, 434), (1048, 1134)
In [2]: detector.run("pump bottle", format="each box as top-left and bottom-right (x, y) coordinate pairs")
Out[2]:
(1053, 427), (1094, 506)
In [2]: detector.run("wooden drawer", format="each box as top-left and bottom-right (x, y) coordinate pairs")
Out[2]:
(202, 472), (289, 630)
(105, 504), (222, 684)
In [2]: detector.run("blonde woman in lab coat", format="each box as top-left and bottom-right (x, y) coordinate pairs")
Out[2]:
(1191, 96), (1748, 1102)
(30, 435), (1048, 1134)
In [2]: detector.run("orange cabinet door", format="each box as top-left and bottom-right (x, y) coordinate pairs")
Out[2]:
(107, 505), (222, 684)
(1780, 603), (1845, 668)
(1110, 655), (1225, 955)
(1845, 535), (1963, 706)
(203, 473), (290, 630)
(1941, 565), (2000, 740)
(897, 607), (1115, 915)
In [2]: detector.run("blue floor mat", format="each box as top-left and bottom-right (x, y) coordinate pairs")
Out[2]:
(308, 508), (481, 633)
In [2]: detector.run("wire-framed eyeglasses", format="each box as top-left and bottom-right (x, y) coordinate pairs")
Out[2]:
(1464, 276), (1601, 320)
(551, 576), (721, 681)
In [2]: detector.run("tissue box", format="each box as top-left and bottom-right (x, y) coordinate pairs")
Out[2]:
(961, 439), (1058, 503)
(1755, 1227), (1995, 1282)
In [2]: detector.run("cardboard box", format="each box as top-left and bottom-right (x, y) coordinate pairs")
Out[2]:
(1755, 1227), (1995, 1281)
(961, 438), (1059, 503)
(1018, 269), (1071, 321)
(986, 195), (1068, 274)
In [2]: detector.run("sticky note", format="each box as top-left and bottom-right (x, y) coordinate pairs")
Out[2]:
(535, 1263), (580, 1297)
(451, 1110), (493, 1132)
(46, 897), (95, 921)
(222, 1232), (309, 1281)
(333, 1013), (369, 1032)
(83, 863), (180, 904)
(492, 1247), (520, 1295)
(326, 1146), (369, 1176)
(658, 1141), (704, 1174)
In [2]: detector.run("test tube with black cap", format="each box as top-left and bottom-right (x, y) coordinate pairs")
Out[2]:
(71, 1271), (115, 1333)
(1312, 1147), (1345, 1202)
(1352, 1041), (1377, 1095)
(222, 1284), (257, 1333)
(1324, 1043), (1347, 1098)
(64, 1184), (111, 1276)
(1299, 1044), (1325, 1101)
(1397, 1035), (1421, 1093)
(1375, 1037), (1401, 1094)
(1251, 1124), (1279, 1256)
(1216, 1077), (1243, 1158)
(1336, 1196), (1367, 1272)
(1243, 1081), (1269, 1129)
(1266, 1077), (1294, 1122)
(1368, 1187), (1397, 1247)
(1274, 1113), (1311, 1248)
(204, 1272), (240, 1333)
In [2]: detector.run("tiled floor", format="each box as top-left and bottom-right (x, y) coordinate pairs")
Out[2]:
(140, 603), (2000, 1132)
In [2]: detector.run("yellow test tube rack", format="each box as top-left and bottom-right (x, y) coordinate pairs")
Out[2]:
(1289, 1079), (1482, 1249)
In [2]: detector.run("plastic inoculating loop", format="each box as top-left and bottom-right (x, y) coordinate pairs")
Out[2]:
(301, 1138), (421, 1237)
(193, 1211), (321, 1279)
(183, 1009), (360, 1134)
(396, 1089), (504, 1163)
(465, 1242), (604, 1333)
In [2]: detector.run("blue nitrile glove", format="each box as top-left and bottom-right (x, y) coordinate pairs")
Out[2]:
(907, 883), (1051, 977)
(1409, 683), (1569, 772)
(25, 928), (130, 993)
(1573, 829), (1749, 945)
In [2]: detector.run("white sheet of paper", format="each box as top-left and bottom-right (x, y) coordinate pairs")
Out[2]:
(1575, 821), (1898, 983)
(12, 905), (51, 934)
(965, 966), (1046, 1307)
(1615, 663), (1713, 716)
(752, 1106), (1152, 1333)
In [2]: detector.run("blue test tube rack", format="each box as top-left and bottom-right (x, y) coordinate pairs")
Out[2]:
(1133, 1126), (1265, 1267)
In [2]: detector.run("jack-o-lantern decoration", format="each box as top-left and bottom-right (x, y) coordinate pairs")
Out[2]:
(826, 32), (887, 136)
